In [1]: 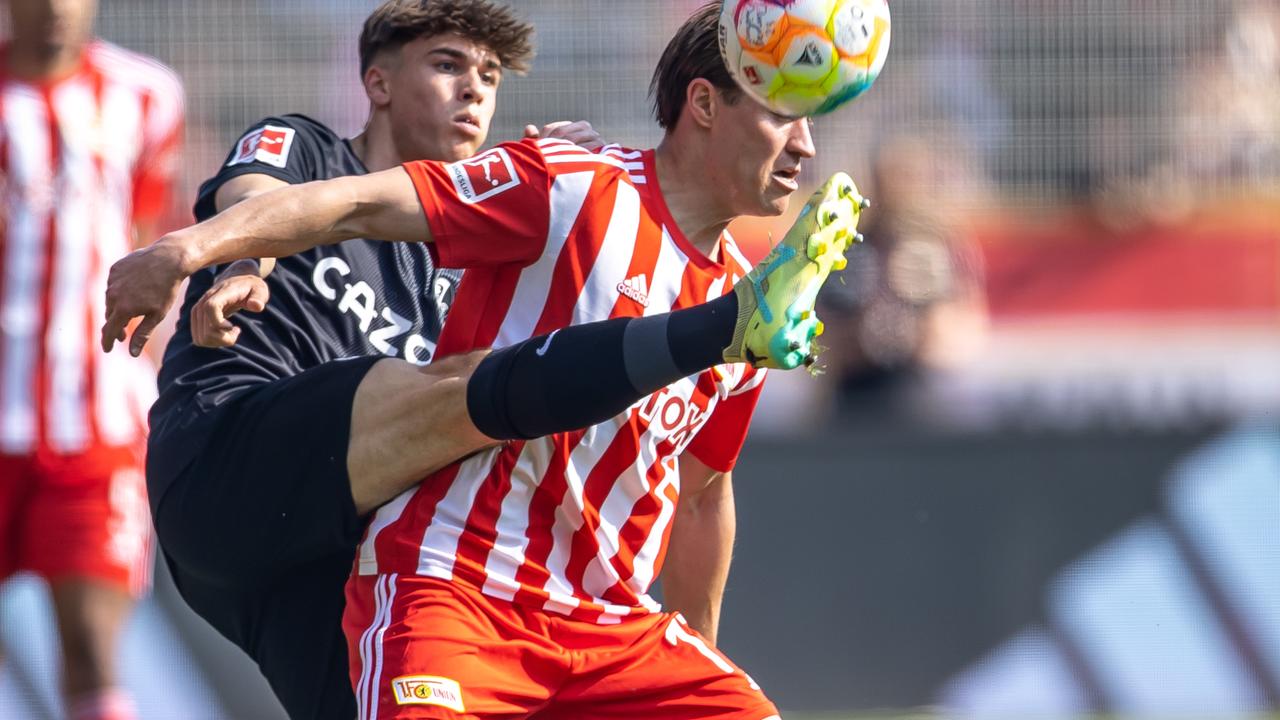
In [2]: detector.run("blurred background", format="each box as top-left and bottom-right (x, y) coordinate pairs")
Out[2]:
(2, 0), (1278, 717)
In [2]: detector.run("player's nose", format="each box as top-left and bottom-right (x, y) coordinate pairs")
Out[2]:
(786, 118), (817, 159)
(457, 68), (487, 104)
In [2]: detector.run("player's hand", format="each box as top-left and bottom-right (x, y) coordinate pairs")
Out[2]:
(524, 120), (607, 151)
(191, 259), (270, 348)
(101, 235), (194, 357)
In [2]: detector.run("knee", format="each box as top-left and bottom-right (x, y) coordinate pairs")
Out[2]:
(408, 368), (495, 451)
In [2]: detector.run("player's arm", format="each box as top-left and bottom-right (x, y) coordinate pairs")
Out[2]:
(662, 455), (736, 646)
(211, 172), (293, 276)
(102, 167), (428, 355)
(186, 173), (289, 347)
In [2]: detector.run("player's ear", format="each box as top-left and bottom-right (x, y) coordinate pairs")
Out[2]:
(364, 63), (393, 108)
(686, 78), (716, 130)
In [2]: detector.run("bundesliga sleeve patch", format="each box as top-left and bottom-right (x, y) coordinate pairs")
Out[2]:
(227, 124), (296, 169)
(391, 675), (465, 711)
(445, 147), (520, 204)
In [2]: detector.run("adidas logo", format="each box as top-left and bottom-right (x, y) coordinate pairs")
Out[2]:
(617, 274), (650, 307)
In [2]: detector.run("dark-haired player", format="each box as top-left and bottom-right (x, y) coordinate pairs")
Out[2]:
(103, 2), (868, 716)
(120, 2), (556, 718)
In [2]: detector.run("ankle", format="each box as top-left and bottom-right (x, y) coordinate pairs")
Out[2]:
(68, 687), (136, 720)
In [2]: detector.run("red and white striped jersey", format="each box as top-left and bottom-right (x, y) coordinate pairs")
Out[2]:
(0, 41), (183, 455)
(357, 139), (766, 623)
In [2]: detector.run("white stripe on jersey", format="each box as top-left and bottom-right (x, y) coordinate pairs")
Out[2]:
(47, 80), (96, 451)
(0, 87), (50, 452)
(414, 451), (498, 579)
(492, 171), (594, 348)
(537, 420), (615, 610)
(479, 439), (555, 601)
(99, 81), (144, 184)
(730, 367), (769, 397)
(538, 143), (591, 156)
(545, 154), (626, 170)
(706, 274), (728, 302)
(568, 181), (640, 327)
(93, 43), (184, 155)
(359, 489), (413, 576)
(601, 145), (644, 160)
(722, 231), (753, 271)
(536, 138), (576, 150)
(648, 227), (692, 314)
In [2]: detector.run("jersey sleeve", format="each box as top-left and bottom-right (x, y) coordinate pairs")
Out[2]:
(401, 139), (552, 269)
(193, 115), (320, 221)
(684, 367), (768, 473)
(130, 65), (185, 232)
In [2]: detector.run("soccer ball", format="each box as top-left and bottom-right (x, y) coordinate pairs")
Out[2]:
(718, 0), (892, 117)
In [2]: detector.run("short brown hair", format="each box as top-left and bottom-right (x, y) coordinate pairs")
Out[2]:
(649, 2), (743, 130)
(359, 0), (535, 77)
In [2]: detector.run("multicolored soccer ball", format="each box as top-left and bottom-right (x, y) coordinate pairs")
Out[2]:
(718, 0), (892, 117)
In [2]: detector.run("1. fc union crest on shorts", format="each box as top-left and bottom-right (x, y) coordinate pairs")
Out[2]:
(391, 675), (465, 711)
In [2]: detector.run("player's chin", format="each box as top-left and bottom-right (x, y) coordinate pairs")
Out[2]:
(757, 188), (793, 217)
(454, 140), (485, 160)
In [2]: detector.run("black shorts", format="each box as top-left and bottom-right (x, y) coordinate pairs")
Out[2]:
(148, 355), (382, 720)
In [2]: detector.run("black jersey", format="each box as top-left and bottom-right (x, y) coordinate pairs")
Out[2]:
(149, 114), (459, 489)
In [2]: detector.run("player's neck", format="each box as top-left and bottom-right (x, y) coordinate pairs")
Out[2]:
(5, 39), (85, 84)
(348, 115), (402, 173)
(653, 140), (733, 257)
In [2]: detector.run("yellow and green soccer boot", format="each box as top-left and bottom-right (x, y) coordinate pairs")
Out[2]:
(724, 172), (868, 369)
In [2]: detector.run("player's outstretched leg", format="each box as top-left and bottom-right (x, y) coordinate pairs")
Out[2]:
(465, 173), (868, 441)
(724, 171), (868, 369)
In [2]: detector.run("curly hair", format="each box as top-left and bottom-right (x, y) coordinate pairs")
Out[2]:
(359, 0), (535, 77)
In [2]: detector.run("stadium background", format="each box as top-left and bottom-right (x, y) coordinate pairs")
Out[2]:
(2, 0), (1278, 717)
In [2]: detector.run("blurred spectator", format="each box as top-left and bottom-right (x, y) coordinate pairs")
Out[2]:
(817, 135), (988, 420)
(1091, 0), (1280, 231)
(1183, 0), (1280, 185)
(0, 1), (184, 719)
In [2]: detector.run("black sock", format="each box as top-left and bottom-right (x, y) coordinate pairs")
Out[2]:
(466, 292), (739, 440)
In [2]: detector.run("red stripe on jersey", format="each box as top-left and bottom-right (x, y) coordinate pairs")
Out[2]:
(676, 251), (723, 309)
(434, 264), (524, 357)
(378, 459), (465, 574)
(450, 442), (523, 585)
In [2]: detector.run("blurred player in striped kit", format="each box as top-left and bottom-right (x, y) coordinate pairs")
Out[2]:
(0, 0), (183, 718)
